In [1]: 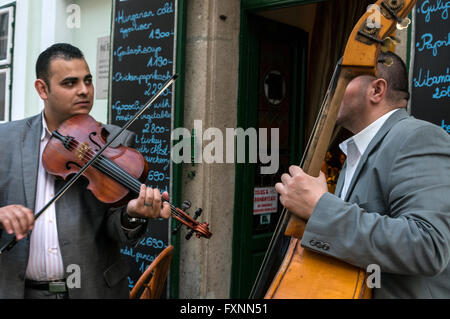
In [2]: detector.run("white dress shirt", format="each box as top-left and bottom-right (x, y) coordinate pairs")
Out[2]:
(25, 112), (65, 281)
(339, 109), (399, 200)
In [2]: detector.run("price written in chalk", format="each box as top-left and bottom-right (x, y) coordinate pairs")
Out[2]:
(111, 0), (176, 289)
(411, 0), (450, 131)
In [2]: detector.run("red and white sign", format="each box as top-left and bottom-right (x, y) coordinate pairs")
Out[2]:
(253, 187), (278, 215)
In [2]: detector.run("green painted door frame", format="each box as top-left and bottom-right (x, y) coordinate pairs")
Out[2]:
(243, 0), (325, 10)
(169, 0), (187, 299)
(231, 0), (324, 298)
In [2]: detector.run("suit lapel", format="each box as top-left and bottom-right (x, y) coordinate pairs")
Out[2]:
(344, 109), (409, 201)
(21, 114), (42, 212)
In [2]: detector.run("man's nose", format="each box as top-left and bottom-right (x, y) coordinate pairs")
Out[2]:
(77, 82), (90, 95)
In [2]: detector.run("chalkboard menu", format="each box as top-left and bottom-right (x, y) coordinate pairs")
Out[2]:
(411, 0), (450, 133)
(109, 0), (176, 293)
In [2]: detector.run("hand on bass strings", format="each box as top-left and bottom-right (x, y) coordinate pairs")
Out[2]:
(0, 205), (35, 240)
(126, 184), (171, 220)
(275, 165), (328, 221)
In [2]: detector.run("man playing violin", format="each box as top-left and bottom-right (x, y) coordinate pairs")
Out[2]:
(276, 52), (450, 298)
(0, 43), (171, 298)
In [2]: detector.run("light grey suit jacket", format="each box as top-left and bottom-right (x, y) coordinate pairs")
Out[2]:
(0, 114), (146, 298)
(302, 109), (450, 298)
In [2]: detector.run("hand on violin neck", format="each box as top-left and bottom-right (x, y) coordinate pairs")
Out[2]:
(126, 184), (171, 220)
(275, 165), (328, 221)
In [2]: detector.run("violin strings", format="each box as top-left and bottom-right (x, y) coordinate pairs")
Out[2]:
(64, 138), (189, 222)
(86, 150), (187, 221)
(69, 143), (188, 222)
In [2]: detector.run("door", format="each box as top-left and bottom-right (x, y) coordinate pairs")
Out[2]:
(231, 14), (308, 298)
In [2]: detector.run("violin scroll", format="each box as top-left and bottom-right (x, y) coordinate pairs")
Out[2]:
(172, 200), (212, 239)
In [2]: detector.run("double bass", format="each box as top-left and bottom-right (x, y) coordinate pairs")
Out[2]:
(251, 0), (418, 298)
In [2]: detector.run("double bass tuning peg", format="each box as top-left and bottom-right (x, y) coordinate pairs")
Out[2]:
(381, 36), (401, 53)
(380, 0), (411, 31)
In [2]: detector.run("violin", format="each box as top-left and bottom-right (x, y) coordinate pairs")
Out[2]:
(43, 113), (212, 239)
(0, 76), (210, 255)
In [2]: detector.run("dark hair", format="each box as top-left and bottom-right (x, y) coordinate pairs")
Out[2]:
(35, 43), (84, 89)
(377, 51), (410, 103)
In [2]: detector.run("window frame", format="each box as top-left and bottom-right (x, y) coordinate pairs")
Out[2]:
(0, 4), (14, 123)
(0, 66), (10, 123)
(0, 5), (14, 66)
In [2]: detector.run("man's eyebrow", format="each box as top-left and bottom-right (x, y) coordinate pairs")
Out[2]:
(60, 74), (92, 82)
(61, 76), (79, 82)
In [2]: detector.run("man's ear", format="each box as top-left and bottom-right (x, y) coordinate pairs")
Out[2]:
(35, 79), (49, 100)
(369, 78), (388, 104)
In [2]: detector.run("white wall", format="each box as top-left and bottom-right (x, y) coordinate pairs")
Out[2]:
(70, 0), (112, 123)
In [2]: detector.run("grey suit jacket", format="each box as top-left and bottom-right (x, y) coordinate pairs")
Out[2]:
(302, 109), (450, 298)
(0, 114), (147, 298)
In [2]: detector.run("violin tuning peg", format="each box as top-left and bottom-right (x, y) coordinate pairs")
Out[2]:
(193, 208), (203, 220)
(182, 200), (192, 211)
(185, 229), (195, 240)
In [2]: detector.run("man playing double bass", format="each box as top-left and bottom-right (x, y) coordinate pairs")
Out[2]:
(276, 52), (450, 298)
(0, 43), (171, 298)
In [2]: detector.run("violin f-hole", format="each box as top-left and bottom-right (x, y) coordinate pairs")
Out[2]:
(66, 161), (82, 171)
(89, 132), (101, 151)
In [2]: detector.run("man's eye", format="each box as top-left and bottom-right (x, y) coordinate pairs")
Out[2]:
(64, 81), (75, 87)
(85, 78), (92, 85)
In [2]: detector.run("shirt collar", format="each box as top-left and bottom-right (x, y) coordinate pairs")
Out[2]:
(339, 108), (399, 156)
(40, 111), (52, 141)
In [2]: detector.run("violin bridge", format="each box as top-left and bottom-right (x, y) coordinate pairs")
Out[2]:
(76, 142), (91, 161)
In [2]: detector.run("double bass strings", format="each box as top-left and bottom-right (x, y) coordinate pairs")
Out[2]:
(250, 61), (343, 297)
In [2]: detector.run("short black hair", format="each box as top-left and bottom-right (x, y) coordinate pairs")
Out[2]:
(35, 43), (85, 88)
(377, 51), (410, 103)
